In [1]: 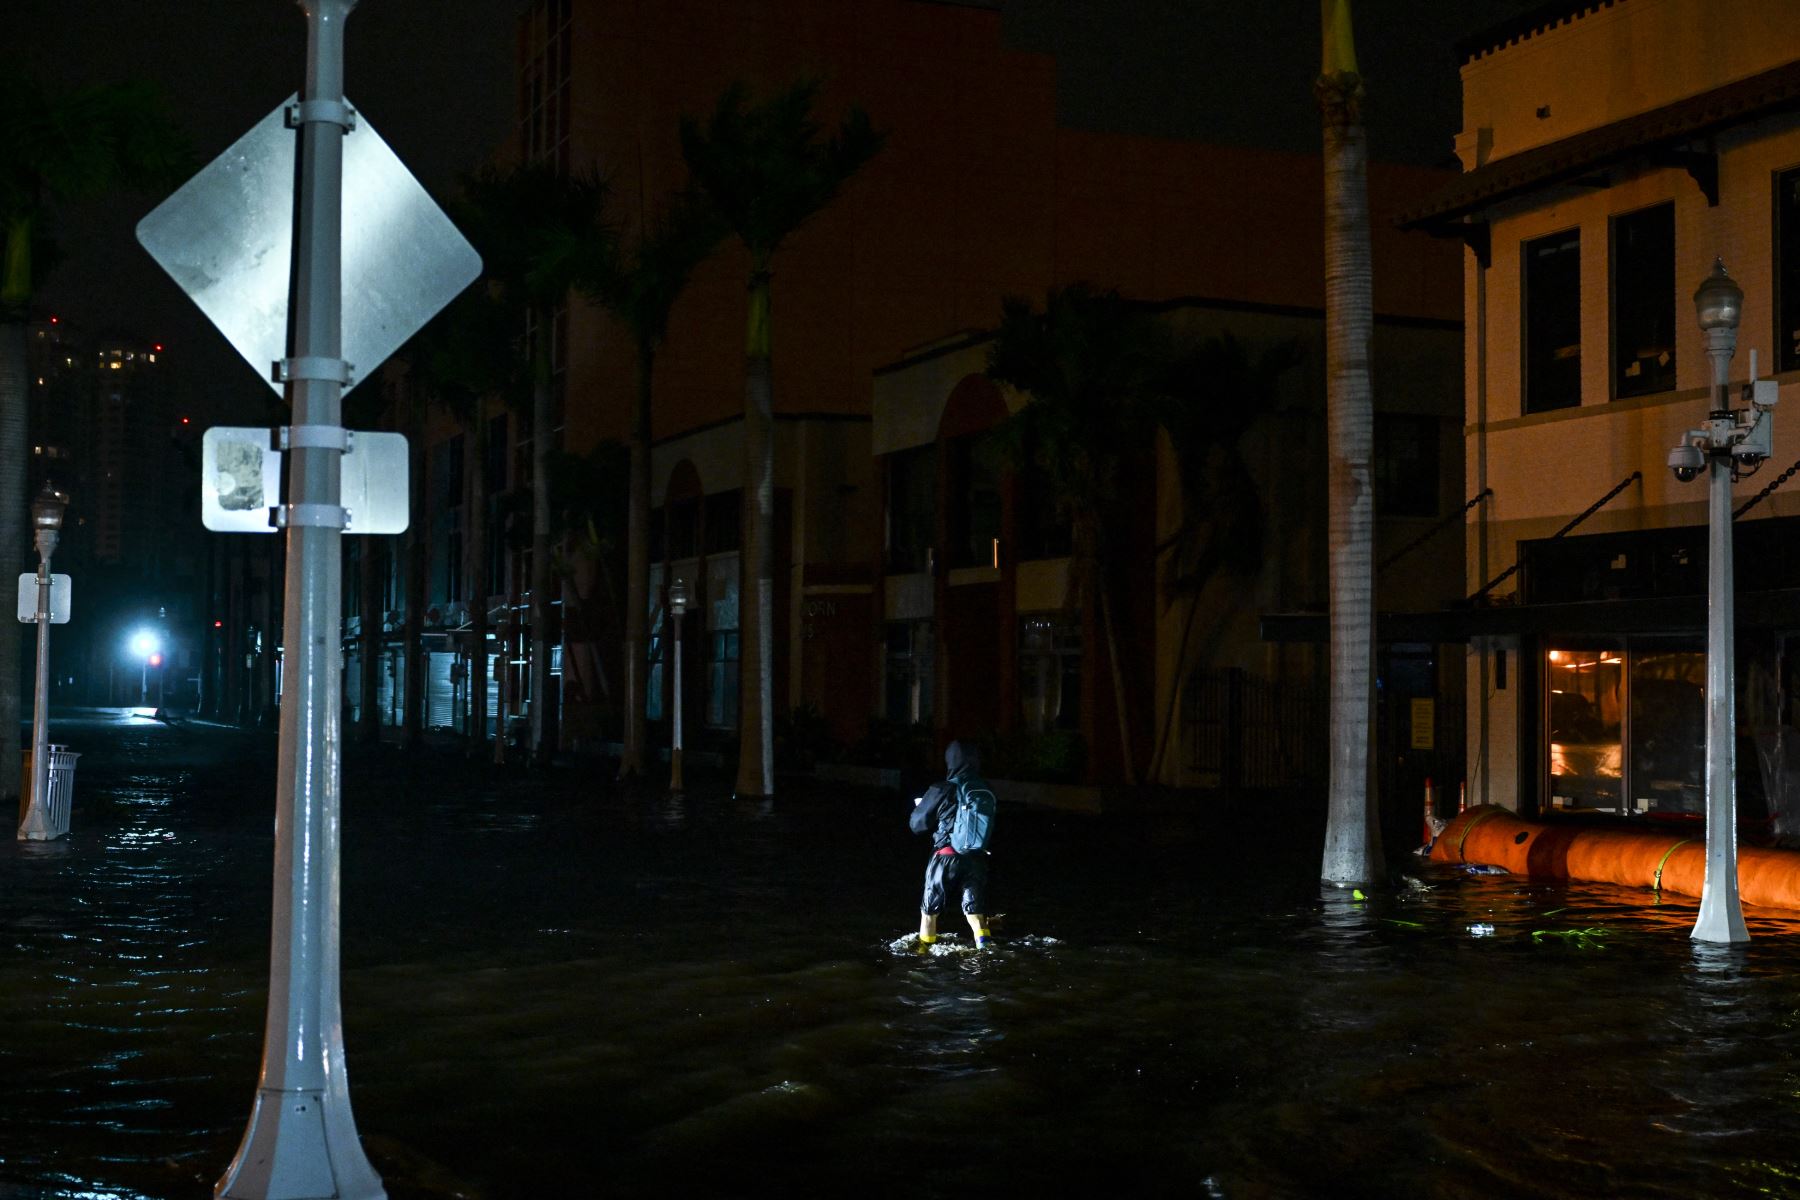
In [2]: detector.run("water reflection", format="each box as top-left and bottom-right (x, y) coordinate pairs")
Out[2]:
(7, 715), (1800, 1196)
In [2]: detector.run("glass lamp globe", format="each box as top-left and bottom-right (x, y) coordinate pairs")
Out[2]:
(1693, 257), (1743, 333)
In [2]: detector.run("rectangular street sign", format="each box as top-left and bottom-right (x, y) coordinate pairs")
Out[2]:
(341, 431), (409, 534)
(16, 574), (70, 625)
(201, 426), (408, 534)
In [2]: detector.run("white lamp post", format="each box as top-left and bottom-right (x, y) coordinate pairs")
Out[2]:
(1668, 258), (1777, 945)
(669, 578), (687, 794)
(18, 483), (66, 841)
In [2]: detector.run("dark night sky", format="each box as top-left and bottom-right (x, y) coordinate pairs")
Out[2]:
(20, 0), (1540, 404)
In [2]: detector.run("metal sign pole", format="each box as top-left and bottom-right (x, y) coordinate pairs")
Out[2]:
(216, 0), (384, 1195)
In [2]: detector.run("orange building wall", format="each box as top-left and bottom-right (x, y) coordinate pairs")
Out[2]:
(542, 0), (1462, 460)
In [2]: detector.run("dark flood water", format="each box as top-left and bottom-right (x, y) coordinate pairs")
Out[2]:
(5, 712), (1800, 1198)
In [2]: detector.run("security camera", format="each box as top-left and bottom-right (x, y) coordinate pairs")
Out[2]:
(1668, 443), (1705, 483)
(1733, 442), (1768, 467)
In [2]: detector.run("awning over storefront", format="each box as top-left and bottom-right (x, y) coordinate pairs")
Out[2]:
(1261, 588), (1800, 644)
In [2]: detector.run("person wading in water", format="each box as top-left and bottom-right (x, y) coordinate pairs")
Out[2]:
(910, 740), (996, 950)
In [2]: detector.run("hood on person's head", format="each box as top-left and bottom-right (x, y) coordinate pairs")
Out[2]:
(945, 740), (980, 776)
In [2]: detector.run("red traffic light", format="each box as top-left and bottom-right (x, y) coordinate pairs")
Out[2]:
(213, 620), (223, 628)
(148, 653), (163, 668)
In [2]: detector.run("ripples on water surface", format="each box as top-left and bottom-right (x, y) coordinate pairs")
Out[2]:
(3, 714), (1800, 1197)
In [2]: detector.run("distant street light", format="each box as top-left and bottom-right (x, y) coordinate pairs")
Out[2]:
(18, 483), (66, 841)
(669, 578), (688, 795)
(131, 628), (161, 708)
(1667, 258), (1777, 945)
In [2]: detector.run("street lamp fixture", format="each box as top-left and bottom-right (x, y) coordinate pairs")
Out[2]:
(31, 484), (67, 543)
(669, 578), (688, 795)
(1667, 258), (1777, 945)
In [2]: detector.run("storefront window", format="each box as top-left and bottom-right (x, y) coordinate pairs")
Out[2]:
(1546, 646), (1623, 811)
(1626, 648), (1704, 815)
(704, 555), (739, 729)
(706, 630), (739, 729)
(1021, 615), (1081, 733)
(883, 620), (933, 724)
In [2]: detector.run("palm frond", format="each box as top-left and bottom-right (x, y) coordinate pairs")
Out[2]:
(679, 78), (885, 262)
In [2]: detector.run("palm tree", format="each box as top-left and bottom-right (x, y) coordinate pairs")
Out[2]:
(1144, 334), (1302, 780)
(457, 162), (613, 766)
(987, 283), (1170, 786)
(561, 192), (723, 780)
(680, 80), (883, 798)
(0, 76), (186, 798)
(1317, 0), (1383, 885)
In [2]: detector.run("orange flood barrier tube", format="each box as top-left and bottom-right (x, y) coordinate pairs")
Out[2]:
(1431, 805), (1800, 911)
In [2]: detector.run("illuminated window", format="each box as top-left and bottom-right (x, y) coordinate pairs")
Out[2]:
(1545, 642), (1709, 818)
(1546, 645), (1624, 812)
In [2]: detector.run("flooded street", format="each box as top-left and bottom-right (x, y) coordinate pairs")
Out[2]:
(3, 712), (1800, 1198)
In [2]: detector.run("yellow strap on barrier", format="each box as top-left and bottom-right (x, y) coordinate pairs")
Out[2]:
(1652, 839), (1693, 893)
(1455, 807), (1505, 862)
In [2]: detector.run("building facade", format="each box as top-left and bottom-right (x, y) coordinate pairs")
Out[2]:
(347, 0), (1464, 791)
(1400, 0), (1800, 830)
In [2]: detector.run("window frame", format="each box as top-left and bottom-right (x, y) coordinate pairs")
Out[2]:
(1773, 164), (1800, 374)
(1522, 226), (1583, 414)
(1609, 202), (1678, 401)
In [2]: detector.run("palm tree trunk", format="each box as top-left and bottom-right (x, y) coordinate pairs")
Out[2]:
(736, 267), (775, 798)
(0, 315), (26, 801)
(529, 310), (554, 765)
(620, 345), (653, 780)
(1098, 582), (1138, 787)
(1317, 3), (1382, 885)
(466, 416), (490, 757)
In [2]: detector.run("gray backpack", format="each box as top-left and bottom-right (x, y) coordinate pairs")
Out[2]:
(949, 777), (996, 854)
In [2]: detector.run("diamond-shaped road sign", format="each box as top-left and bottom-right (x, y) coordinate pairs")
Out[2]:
(136, 95), (480, 393)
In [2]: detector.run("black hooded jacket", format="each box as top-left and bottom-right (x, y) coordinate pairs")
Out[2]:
(909, 740), (982, 850)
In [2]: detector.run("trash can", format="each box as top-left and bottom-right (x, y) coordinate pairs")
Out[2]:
(18, 745), (79, 841)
